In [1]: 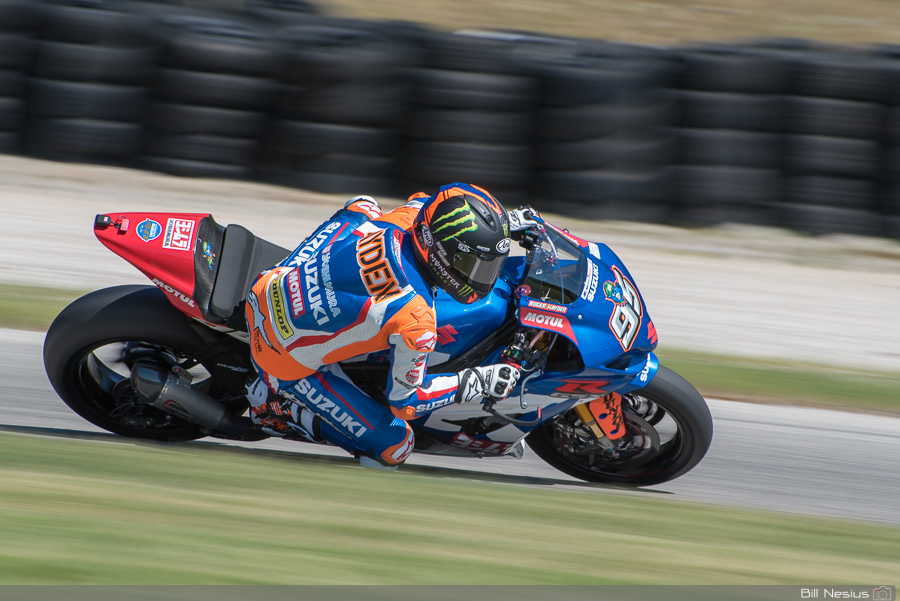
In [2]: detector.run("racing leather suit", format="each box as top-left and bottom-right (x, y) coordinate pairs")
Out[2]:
(245, 195), (471, 467)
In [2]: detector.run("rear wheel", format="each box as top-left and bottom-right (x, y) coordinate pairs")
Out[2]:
(43, 286), (250, 441)
(527, 366), (713, 486)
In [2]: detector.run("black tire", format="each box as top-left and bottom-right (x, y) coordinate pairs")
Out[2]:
(538, 60), (662, 107)
(139, 155), (253, 179)
(34, 41), (158, 85)
(535, 136), (675, 171)
(41, 4), (159, 47)
(0, 33), (36, 70)
(263, 168), (394, 195)
(679, 47), (789, 94)
(404, 108), (532, 145)
(29, 79), (149, 121)
(536, 100), (675, 141)
(145, 133), (257, 165)
(0, 1), (44, 32)
(676, 166), (781, 206)
(162, 19), (282, 79)
(266, 120), (395, 157)
(413, 68), (539, 112)
(787, 97), (884, 140)
(786, 176), (875, 210)
(678, 129), (782, 169)
(791, 52), (892, 103)
(399, 140), (530, 187)
(26, 118), (143, 159)
(155, 69), (277, 111)
(43, 286), (231, 441)
(526, 366), (713, 486)
(678, 91), (785, 132)
(787, 135), (880, 179)
(278, 80), (410, 126)
(147, 103), (266, 138)
(537, 167), (674, 204)
(0, 130), (20, 153)
(0, 69), (26, 96)
(0, 97), (24, 131)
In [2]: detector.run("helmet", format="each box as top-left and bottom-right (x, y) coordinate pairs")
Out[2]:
(411, 183), (511, 304)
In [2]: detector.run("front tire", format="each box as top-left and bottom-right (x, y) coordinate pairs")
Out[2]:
(527, 366), (713, 486)
(43, 285), (238, 441)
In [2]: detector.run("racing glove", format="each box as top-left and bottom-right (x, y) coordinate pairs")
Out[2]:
(456, 364), (521, 404)
(507, 206), (540, 234)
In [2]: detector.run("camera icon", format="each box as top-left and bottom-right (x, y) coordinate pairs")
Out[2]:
(873, 586), (892, 601)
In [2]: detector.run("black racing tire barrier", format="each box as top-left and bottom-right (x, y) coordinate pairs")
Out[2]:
(40, 3), (160, 47)
(679, 46), (789, 94)
(678, 202), (780, 227)
(787, 96), (885, 140)
(278, 23), (414, 85)
(245, 0), (318, 23)
(0, 130), (19, 153)
(678, 91), (785, 132)
(787, 135), (881, 179)
(403, 108), (533, 145)
(0, 97), (24, 131)
(159, 16), (284, 79)
(155, 69), (278, 111)
(778, 203), (883, 236)
(535, 136), (675, 171)
(0, 70), (26, 97)
(537, 167), (674, 204)
(786, 176), (876, 210)
(791, 52), (893, 103)
(883, 147), (900, 182)
(147, 103), (267, 138)
(144, 133), (258, 166)
(678, 129), (783, 170)
(420, 31), (523, 75)
(412, 68), (539, 112)
(535, 101), (675, 141)
(676, 166), (781, 206)
(298, 154), (394, 178)
(29, 79), (149, 122)
(537, 60), (667, 108)
(276, 80), (410, 127)
(26, 118), (143, 161)
(265, 120), (396, 157)
(138, 155), (254, 179)
(262, 169), (395, 196)
(0, 1), (44, 32)
(399, 140), (531, 187)
(0, 33), (36, 71)
(33, 41), (158, 85)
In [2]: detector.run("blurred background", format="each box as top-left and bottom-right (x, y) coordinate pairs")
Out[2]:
(3, 0), (900, 238)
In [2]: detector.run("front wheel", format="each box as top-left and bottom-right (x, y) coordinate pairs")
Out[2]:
(526, 366), (713, 486)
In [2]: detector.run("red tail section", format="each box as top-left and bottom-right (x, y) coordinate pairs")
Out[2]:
(95, 212), (209, 318)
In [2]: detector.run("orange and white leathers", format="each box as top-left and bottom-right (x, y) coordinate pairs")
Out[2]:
(245, 196), (462, 466)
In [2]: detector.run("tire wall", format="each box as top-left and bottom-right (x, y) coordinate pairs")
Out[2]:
(3, 1), (900, 239)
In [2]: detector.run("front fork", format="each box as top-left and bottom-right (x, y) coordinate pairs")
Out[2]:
(573, 393), (626, 441)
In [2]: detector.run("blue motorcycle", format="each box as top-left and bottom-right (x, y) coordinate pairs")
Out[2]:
(44, 210), (713, 486)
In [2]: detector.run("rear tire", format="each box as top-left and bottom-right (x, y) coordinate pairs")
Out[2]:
(527, 366), (713, 486)
(43, 285), (235, 441)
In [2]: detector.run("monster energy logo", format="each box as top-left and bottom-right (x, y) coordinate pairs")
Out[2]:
(459, 284), (473, 297)
(432, 202), (478, 242)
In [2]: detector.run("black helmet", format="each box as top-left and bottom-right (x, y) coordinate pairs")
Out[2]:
(411, 183), (510, 304)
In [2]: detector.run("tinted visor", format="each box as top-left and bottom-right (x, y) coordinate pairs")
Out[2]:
(452, 251), (505, 292)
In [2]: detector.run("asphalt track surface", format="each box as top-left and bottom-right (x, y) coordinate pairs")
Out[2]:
(6, 328), (900, 525)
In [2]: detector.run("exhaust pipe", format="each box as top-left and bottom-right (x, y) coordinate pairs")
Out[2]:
(131, 364), (261, 439)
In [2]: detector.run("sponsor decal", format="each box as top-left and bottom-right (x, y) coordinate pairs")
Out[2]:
(162, 400), (193, 421)
(436, 324), (458, 346)
(638, 355), (652, 382)
(581, 260), (599, 302)
(405, 369), (421, 384)
(603, 266), (643, 351)
(163, 218), (195, 251)
(321, 240), (341, 318)
(414, 397), (455, 413)
(449, 432), (515, 455)
(547, 223), (588, 248)
(496, 238), (511, 253)
(458, 241), (472, 252)
(647, 319), (658, 345)
(304, 258), (329, 326)
(136, 219), (162, 243)
(286, 268), (305, 318)
(356, 231), (403, 303)
(549, 379), (609, 399)
(432, 201), (478, 242)
(152, 278), (195, 307)
(269, 278), (294, 340)
(286, 221), (343, 268)
(420, 224), (433, 247)
(520, 308), (577, 343)
(390, 434), (415, 462)
(415, 331), (437, 351)
(215, 363), (249, 373)
(393, 376), (416, 391)
(526, 299), (567, 314)
(588, 242), (602, 260)
(201, 240), (216, 270)
(590, 393), (625, 439)
(508, 210), (521, 230)
(295, 378), (368, 438)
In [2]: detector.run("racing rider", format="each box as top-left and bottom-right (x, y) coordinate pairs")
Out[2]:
(244, 183), (539, 470)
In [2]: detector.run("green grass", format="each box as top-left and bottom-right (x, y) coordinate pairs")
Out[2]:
(0, 431), (897, 584)
(0, 284), (87, 331)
